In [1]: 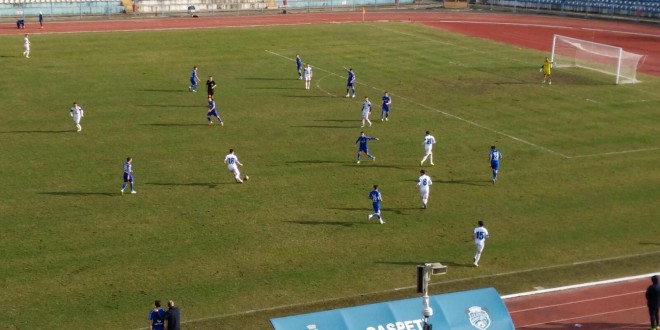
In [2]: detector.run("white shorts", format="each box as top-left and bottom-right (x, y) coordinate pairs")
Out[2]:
(362, 110), (370, 119)
(72, 116), (81, 124)
(304, 75), (311, 81)
(424, 146), (433, 155)
(228, 166), (240, 175)
(419, 189), (429, 199)
(475, 242), (485, 253)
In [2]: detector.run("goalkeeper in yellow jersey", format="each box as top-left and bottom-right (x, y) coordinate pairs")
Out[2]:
(540, 57), (554, 85)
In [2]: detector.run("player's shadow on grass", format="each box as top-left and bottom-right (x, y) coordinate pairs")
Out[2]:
(40, 191), (118, 197)
(285, 95), (333, 98)
(287, 160), (348, 164)
(146, 182), (232, 188)
(239, 77), (292, 80)
(376, 261), (472, 268)
(315, 119), (359, 123)
(141, 123), (209, 127)
(285, 220), (364, 227)
(388, 207), (423, 215)
(137, 104), (200, 108)
(0, 130), (71, 134)
(342, 164), (418, 170)
(250, 86), (300, 90)
(290, 125), (354, 129)
(140, 89), (189, 93)
(437, 179), (491, 186)
(328, 207), (366, 211)
(640, 242), (660, 246)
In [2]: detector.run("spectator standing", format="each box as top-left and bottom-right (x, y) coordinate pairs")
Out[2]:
(647, 275), (660, 330)
(38, 12), (44, 28)
(164, 300), (181, 330)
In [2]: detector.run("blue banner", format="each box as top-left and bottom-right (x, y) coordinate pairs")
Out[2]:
(271, 287), (514, 330)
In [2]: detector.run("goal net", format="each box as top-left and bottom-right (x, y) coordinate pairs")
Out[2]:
(551, 34), (646, 84)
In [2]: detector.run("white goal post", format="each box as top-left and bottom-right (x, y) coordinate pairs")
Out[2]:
(551, 34), (646, 84)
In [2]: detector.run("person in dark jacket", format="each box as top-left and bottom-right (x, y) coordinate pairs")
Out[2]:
(164, 300), (181, 330)
(647, 275), (660, 330)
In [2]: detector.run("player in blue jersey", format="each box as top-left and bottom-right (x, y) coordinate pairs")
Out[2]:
(207, 96), (223, 126)
(367, 185), (384, 224)
(189, 66), (200, 92)
(489, 146), (503, 185)
(355, 131), (378, 164)
(344, 67), (356, 98)
(121, 157), (136, 195)
(381, 91), (392, 122)
(296, 54), (303, 79)
(148, 300), (166, 330)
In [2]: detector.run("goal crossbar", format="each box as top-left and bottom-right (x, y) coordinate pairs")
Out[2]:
(551, 34), (646, 84)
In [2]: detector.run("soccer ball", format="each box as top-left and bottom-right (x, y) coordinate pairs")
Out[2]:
(243, 175), (249, 181)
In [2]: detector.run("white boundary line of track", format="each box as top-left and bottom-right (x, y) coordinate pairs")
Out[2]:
(515, 306), (646, 328)
(129, 251), (660, 329)
(502, 272), (658, 300)
(507, 290), (644, 313)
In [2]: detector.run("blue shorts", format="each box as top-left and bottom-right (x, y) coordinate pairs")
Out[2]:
(491, 161), (500, 170)
(208, 109), (219, 117)
(382, 106), (390, 112)
(123, 173), (133, 182)
(347, 82), (354, 87)
(359, 147), (369, 153)
(190, 78), (196, 85)
(372, 202), (380, 213)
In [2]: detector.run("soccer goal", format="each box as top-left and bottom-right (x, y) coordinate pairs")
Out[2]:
(551, 34), (646, 84)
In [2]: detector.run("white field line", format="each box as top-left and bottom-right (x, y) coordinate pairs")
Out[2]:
(567, 147), (660, 159)
(583, 27), (660, 38)
(508, 290), (644, 313)
(371, 23), (660, 105)
(270, 23), (660, 159)
(502, 272), (658, 300)
(128, 251), (660, 329)
(315, 74), (338, 97)
(515, 306), (646, 328)
(265, 49), (570, 158)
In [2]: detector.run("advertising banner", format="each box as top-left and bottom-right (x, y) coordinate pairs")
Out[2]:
(271, 287), (514, 330)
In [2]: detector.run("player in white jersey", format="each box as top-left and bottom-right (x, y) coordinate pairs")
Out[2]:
(224, 148), (244, 183)
(120, 157), (136, 195)
(303, 64), (313, 90)
(360, 97), (372, 128)
(417, 170), (432, 209)
(472, 220), (489, 267)
(70, 102), (84, 132)
(23, 34), (30, 58)
(420, 131), (437, 166)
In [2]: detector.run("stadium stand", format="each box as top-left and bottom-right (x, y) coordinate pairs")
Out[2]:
(485, 0), (659, 18)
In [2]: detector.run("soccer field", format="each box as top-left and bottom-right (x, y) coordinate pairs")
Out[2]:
(0, 21), (659, 329)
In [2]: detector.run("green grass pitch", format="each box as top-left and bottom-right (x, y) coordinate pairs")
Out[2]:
(0, 22), (659, 329)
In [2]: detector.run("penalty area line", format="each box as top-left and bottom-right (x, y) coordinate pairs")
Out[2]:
(264, 49), (569, 158)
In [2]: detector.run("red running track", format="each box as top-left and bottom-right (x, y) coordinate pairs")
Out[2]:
(1, 12), (659, 75)
(505, 277), (651, 329)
